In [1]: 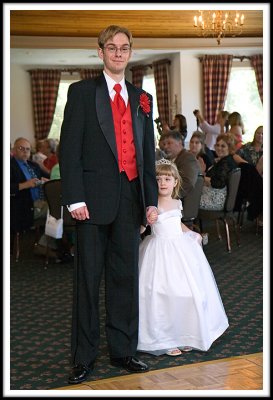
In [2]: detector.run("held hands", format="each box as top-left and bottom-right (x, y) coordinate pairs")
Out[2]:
(70, 205), (90, 220)
(146, 206), (158, 225)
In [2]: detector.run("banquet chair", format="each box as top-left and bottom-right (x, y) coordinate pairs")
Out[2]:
(197, 168), (241, 253)
(43, 179), (76, 266)
(181, 174), (204, 231)
(234, 162), (263, 236)
(11, 217), (46, 263)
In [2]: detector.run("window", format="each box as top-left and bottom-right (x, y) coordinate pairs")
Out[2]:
(224, 66), (263, 143)
(48, 77), (79, 140)
(142, 74), (160, 138)
(49, 74), (160, 141)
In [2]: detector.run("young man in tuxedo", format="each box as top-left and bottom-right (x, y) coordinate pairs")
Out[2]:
(59, 25), (158, 384)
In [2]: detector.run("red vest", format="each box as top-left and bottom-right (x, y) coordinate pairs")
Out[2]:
(111, 100), (138, 181)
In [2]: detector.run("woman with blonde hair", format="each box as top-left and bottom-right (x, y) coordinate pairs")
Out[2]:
(227, 111), (245, 149)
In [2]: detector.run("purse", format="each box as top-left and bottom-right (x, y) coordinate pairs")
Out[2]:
(45, 206), (63, 239)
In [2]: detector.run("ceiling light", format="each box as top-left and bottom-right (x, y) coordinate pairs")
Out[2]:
(193, 10), (245, 45)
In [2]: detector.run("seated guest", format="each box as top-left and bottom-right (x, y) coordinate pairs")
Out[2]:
(10, 137), (49, 248)
(163, 130), (200, 198)
(189, 131), (214, 174)
(236, 125), (263, 173)
(36, 138), (58, 174)
(199, 133), (238, 211)
(32, 139), (47, 164)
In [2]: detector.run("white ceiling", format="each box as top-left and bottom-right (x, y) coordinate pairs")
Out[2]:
(10, 38), (263, 68)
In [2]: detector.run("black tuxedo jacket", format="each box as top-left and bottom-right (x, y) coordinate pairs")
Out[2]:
(59, 74), (158, 225)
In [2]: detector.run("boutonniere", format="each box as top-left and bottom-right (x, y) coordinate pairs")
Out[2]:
(137, 93), (151, 117)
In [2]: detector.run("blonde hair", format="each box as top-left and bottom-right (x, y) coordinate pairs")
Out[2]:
(228, 111), (245, 134)
(98, 25), (133, 48)
(156, 160), (182, 199)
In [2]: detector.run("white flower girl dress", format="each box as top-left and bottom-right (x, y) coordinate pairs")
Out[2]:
(137, 200), (229, 355)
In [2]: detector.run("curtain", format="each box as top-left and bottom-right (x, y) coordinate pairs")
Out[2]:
(29, 69), (62, 140)
(131, 65), (147, 88)
(79, 68), (103, 80)
(250, 55), (263, 104)
(200, 55), (233, 125)
(153, 59), (171, 126)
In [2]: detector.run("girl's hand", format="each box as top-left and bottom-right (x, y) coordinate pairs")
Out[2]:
(146, 206), (158, 225)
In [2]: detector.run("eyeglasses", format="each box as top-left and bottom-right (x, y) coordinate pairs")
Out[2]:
(17, 146), (31, 152)
(103, 45), (131, 54)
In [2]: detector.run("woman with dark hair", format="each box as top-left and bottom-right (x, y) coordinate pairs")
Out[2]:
(199, 133), (238, 211)
(172, 114), (188, 141)
(189, 131), (214, 174)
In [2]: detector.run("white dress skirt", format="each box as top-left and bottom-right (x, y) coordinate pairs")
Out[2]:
(137, 202), (229, 355)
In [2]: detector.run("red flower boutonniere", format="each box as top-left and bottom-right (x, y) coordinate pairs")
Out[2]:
(137, 93), (151, 117)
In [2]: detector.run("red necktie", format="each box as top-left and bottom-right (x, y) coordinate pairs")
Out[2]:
(113, 83), (126, 116)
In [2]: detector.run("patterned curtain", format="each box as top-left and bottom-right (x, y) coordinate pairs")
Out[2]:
(79, 68), (103, 80)
(153, 59), (171, 126)
(200, 55), (233, 125)
(131, 65), (147, 88)
(29, 69), (62, 140)
(250, 55), (263, 104)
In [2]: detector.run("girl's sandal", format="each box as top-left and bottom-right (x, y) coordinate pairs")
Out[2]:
(166, 348), (182, 356)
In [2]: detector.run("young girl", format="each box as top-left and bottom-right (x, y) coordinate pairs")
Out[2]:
(137, 159), (229, 356)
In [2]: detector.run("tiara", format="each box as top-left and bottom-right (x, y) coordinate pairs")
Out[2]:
(156, 158), (173, 166)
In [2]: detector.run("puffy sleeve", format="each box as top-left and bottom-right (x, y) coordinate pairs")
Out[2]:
(178, 199), (183, 210)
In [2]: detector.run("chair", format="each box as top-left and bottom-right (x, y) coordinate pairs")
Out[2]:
(234, 162), (263, 235)
(197, 168), (241, 253)
(11, 215), (47, 263)
(43, 179), (76, 266)
(181, 174), (204, 231)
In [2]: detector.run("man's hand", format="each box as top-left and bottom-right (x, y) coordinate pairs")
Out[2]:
(70, 206), (90, 220)
(146, 206), (158, 225)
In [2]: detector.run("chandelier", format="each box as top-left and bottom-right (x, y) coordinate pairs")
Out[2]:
(193, 10), (245, 45)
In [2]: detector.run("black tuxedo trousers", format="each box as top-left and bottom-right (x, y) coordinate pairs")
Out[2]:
(71, 172), (142, 366)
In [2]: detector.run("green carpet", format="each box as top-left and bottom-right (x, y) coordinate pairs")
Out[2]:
(9, 220), (263, 390)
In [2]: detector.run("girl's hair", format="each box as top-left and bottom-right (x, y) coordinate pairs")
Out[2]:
(215, 133), (236, 154)
(156, 159), (182, 199)
(190, 130), (206, 156)
(98, 25), (133, 48)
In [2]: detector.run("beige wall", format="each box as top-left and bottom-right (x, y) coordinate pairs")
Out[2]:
(10, 64), (35, 147)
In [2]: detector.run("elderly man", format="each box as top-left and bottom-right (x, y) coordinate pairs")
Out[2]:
(163, 130), (200, 198)
(10, 137), (50, 256)
(10, 137), (49, 232)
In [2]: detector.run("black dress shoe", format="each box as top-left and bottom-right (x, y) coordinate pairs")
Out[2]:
(68, 364), (93, 384)
(110, 356), (149, 373)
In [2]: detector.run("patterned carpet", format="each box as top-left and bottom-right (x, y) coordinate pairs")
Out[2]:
(9, 219), (263, 390)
